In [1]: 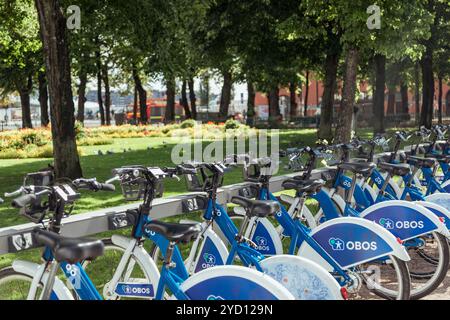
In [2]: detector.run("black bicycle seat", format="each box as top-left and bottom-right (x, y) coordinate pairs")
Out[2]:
(33, 228), (104, 264)
(231, 196), (280, 218)
(378, 162), (411, 177)
(426, 154), (450, 164)
(407, 156), (436, 169)
(282, 179), (324, 195)
(144, 220), (202, 244)
(338, 162), (376, 176)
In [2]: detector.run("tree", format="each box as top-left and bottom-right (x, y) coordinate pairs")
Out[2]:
(35, 0), (82, 179)
(0, 0), (42, 129)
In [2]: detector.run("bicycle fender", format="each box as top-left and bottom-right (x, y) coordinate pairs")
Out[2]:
(297, 217), (410, 271)
(416, 201), (450, 232)
(192, 228), (229, 273)
(12, 260), (74, 300)
(110, 235), (161, 291)
(439, 180), (450, 193)
(260, 255), (343, 300)
(324, 188), (346, 214)
(245, 217), (283, 256)
(179, 265), (295, 300)
(360, 200), (447, 241)
(362, 183), (377, 205)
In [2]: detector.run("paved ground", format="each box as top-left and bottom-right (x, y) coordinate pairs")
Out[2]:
(423, 270), (450, 300)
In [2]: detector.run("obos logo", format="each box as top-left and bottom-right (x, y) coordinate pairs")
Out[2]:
(379, 218), (395, 230)
(202, 253), (216, 269)
(329, 238), (377, 251)
(255, 236), (270, 251)
(120, 284), (152, 296)
(207, 295), (224, 300)
(379, 218), (424, 230)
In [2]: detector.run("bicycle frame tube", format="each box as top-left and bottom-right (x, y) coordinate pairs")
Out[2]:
(132, 211), (190, 280)
(204, 200), (266, 270)
(155, 267), (189, 300)
(41, 246), (102, 300)
(60, 262), (103, 300)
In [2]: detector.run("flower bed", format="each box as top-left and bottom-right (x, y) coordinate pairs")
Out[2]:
(0, 120), (256, 159)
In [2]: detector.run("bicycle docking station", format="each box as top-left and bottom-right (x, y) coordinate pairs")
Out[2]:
(0, 149), (397, 255)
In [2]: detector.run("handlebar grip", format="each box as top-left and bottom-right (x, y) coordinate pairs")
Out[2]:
(98, 183), (116, 192)
(177, 166), (197, 175)
(12, 194), (37, 209)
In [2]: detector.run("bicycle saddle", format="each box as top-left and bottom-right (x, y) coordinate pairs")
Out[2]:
(338, 162), (377, 176)
(144, 220), (202, 244)
(33, 228), (104, 264)
(231, 196), (280, 218)
(407, 156), (436, 169)
(378, 162), (411, 177)
(426, 153), (450, 164)
(282, 179), (324, 195)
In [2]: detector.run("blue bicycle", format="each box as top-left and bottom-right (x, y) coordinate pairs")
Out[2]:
(82, 165), (295, 300)
(0, 174), (115, 300)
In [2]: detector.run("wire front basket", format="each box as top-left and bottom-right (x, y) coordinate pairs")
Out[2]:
(184, 166), (224, 192)
(119, 178), (147, 201)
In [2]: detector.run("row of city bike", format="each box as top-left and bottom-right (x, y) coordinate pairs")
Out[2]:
(1, 124), (450, 300)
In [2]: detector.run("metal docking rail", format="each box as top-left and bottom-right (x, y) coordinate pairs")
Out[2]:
(0, 146), (413, 255)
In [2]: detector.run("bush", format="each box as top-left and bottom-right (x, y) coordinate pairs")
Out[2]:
(224, 119), (241, 130)
(180, 119), (197, 129)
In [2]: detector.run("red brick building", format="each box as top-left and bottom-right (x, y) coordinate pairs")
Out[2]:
(254, 78), (450, 120)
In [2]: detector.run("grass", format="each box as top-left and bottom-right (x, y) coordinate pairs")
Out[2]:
(0, 127), (417, 297)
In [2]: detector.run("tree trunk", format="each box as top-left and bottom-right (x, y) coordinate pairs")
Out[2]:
(76, 70), (87, 123)
(17, 74), (33, 129)
(304, 71), (310, 117)
(133, 85), (138, 124)
(95, 49), (105, 125)
(268, 86), (281, 122)
(420, 47), (434, 128)
(132, 67), (147, 124)
(289, 82), (298, 119)
(38, 71), (49, 127)
(387, 87), (396, 115)
(19, 91), (33, 129)
(219, 70), (232, 118)
(247, 81), (256, 126)
(400, 81), (410, 116)
(35, 0), (82, 179)
(319, 52), (339, 140)
(188, 78), (197, 120)
(438, 75), (443, 124)
(181, 80), (191, 119)
(335, 48), (359, 143)
(165, 76), (176, 124)
(373, 54), (386, 134)
(414, 62), (421, 122)
(102, 64), (111, 125)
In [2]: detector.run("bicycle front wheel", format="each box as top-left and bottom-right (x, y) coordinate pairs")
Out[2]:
(82, 238), (154, 300)
(356, 255), (411, 300)
(0, 267), (43, 300)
